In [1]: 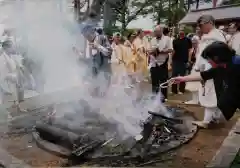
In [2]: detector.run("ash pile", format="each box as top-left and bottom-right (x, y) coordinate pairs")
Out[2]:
(32, 100), (197, 166)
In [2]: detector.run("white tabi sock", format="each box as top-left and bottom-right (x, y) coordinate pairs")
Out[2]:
(203, 107), (215, 124)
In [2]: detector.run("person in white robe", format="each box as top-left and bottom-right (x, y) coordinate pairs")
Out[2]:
(0, 26), (36, 105)
(185, 35), (200, 104)
(0, 24), (19, 104)
(228, 23), (240, 55)
(191, 15), (227, 128)
(218, 25), (230, 42)
(82, 26), (112, 96)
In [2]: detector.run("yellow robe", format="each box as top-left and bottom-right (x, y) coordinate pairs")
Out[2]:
(111, 43), (127, 76)
(132, 37), (149, 77)
(123, 41), (137, 74)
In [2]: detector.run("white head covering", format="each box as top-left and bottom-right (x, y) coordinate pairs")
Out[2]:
(192, 35), (200, 41)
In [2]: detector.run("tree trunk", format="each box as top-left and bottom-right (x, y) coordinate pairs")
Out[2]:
(86, 0), (90, 14)
(168, 0), (172, 27)
(121, 16), (126, 34)
(103, 3), (113, 31)
(156, 1), (163, 24)
(89, 0), (106, 20)
(120, 0), (127, 34)
(212, 0), (218, 7)
(157, 15), (161, 24)
(187, 0), (191, 10)
(196, 0), (199, 9)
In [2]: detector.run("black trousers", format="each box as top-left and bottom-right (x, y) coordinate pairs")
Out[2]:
(171, 61), (187, 93)
(150, 63), (168, 99)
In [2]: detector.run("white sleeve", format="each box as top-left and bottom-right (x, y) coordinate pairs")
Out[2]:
(194, 42), (208, 70)
(231, 37), (240, 54)
(96, 45), (111, 56)
(150, 38), (156, 48)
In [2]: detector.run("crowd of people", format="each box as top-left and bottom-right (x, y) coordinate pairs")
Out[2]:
(82, 14), (240, 129)
(1, 13), (240, 129)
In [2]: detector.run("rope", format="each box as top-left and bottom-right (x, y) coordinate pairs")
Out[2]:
(159, 79), (175, 88)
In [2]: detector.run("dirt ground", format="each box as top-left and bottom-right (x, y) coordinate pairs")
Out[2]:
(160, 92), (240, 168)
(0, 91), (239, 167)
(0, 134), (66, 166)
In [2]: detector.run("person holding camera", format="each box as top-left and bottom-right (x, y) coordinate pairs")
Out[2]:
(149, 25), (173, 102)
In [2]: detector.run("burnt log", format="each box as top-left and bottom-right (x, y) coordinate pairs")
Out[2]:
(72, 140), (104, 157)
(35, 123), (79, 149)
(148, 111), (183, 124)
(49, 118), (104, 136)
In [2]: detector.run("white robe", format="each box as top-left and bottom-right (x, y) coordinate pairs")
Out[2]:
(194, 28), (226, 108)
(186, 36), (200, 92)
(0, 48), (18, 103)
(229, 31), (240, 55)
(0, 47), (36, 103)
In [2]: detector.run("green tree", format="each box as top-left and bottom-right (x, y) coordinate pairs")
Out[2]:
(139, 0), (189, 26)
(107, 0), (155, 33)
(73, 0), (91, 21)
(139, 0), (213, 27)
(139, 0), (169, 24)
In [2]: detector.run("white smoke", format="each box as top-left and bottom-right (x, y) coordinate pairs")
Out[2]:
(8, 0), (85, 92)
(0, 0), (169, 139)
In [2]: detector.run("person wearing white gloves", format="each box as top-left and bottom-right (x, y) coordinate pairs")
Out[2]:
(171, 41), (240, 128)
(186, 15), (227, 128)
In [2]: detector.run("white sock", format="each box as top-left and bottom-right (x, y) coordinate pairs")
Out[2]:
(192, 92), (199, 103)
(203, 107), (214, 124)
(213, 108), (226, 122)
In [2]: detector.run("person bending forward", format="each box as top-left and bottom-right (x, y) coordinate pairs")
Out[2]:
(171, 41), (240, 128)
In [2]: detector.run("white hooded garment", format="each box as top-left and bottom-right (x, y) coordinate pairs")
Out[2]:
(194, 28), (226, 108)
(0, 48), (18, 103)
(0, 46), (36, 104)
(228, 31), (240, 55)
(0, 49), (37, 103)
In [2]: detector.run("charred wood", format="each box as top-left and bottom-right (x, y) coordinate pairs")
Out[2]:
(35, 123), (79, 149)
(148, 111), (183, 124)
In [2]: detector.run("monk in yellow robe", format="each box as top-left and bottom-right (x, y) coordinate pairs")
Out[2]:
(123, 32), (137, 73)
(132, 29), (150, 82)
(111, 33), (128, 83)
